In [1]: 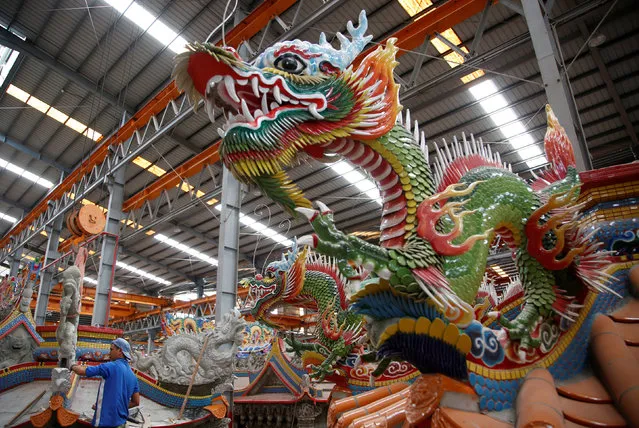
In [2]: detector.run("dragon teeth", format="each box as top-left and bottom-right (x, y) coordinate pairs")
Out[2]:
(217, 127), (226, 138)
(241, 99), (254, 122)
(273, 85), (282, 103)
(224, 75), (240, 103)
(262, 93), (269, 113)
(251, 77), (260, 97)
(270, 102), (279, 110)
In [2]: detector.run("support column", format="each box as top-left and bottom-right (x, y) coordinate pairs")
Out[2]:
(34, 216), (64, 325)
(92, 167), (126, 326)
(522, 0), (592, 171)
(8, 248), (22, 277)
(195, 277), (205, 317)
(215, 166), (241, 322)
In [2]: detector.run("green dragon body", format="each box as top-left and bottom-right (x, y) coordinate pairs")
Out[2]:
(174, 11), (615, 408)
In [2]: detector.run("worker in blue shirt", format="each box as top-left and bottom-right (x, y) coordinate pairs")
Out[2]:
(71, 338), (140, 427)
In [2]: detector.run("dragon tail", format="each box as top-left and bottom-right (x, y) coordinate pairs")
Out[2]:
(530, 104), (577, 192)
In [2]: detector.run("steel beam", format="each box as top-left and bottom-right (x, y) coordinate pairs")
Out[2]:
(92, 167), (126, 327)
(578, 23), (639, 153)
(0, 27), (130, 113)
(215, 167), (242, 322)
(469, 0), (493, 56)
(34, 215), (63, 325)
(522, 0), (591, 171)
(0, 133), (70, 174)
(500, 0), (523, 15)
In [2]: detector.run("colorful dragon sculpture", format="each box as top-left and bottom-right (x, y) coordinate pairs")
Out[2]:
(242, 241), (366, 380)
(173, 11), (619, 409)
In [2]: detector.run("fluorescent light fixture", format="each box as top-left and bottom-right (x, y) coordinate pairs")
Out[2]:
(469, 80), (498, 100)
(525, 155), (548, 168)
(83, 276), (98, 285)
(0, 212), (18, 223)
(500, 121), (527, 138)
(479, 94), (508, 113)
(116, 260), (172, 285)
(214, 205), (293, 246)
(0, 156), (54, 188)
(174, 292), (199, 302)
(330, 161), (382, 205)
(112, 286), (127, 293)
(490, 109), (518, 126)
(104, 0), (188, 54)
(509, 134), (535, 149)
(518, 145), (542, 160)
(155, 234), (218, 266)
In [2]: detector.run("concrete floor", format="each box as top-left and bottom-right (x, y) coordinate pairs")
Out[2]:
(0, 379), (208, 427)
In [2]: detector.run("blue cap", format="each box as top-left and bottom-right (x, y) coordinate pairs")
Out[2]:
(112, 338), (132, 360)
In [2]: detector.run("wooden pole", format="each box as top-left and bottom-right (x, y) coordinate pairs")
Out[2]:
(6, 389), (47, 427)
(177, 334), (210, 420)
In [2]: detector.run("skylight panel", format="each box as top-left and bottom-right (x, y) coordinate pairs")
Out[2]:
(116, 260), (171, 285)
(105, 0), (188, 54)
(83, 276), (98, 285)
(6, 84), (102, 141)
(6, 84), (28, 102)
(397, 0), (433, 17)
(47, 107), (69, 123)
(330, 161), (383, 205)
(0, 38), (20, 88)
(214, 204), (293, 246)
(65, 117), (87, 134)
(26, 96), (49, 113)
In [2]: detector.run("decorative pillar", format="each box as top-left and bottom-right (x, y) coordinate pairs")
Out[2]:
(92, 166), (126, 326)
(34, 216), (64, 325)
(521, 0), (591, 171)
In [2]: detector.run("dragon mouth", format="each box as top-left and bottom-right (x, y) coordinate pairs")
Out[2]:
(204, 68), (327, 139)
(246, 283), (278, 311)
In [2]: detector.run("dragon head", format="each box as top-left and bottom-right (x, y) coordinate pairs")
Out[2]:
(173, 11), (401, 213)
(243, 242), (308, 328)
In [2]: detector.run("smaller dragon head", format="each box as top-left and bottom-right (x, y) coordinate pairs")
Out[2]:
(244, 242), (308, 328)
(173, 11), (401, 213)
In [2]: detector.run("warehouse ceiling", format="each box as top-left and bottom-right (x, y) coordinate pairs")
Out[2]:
(0, 0), (637, 301)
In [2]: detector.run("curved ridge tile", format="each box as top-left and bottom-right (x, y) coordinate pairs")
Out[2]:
(557, 376), (612, 404)
(559, 397), (627, 428)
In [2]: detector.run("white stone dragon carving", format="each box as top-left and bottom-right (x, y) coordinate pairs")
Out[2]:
(133, 310), (246, 385)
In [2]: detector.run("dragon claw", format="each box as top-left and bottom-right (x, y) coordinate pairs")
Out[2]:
(296, 207), (318, 222)
(298, 234), (318, 248)
(315, 200), (331, 214)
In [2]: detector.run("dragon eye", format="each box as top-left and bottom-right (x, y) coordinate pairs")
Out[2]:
(274, 54), (306, 74)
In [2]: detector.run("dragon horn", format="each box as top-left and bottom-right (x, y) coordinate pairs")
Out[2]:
(296, 207), (318, 222)
(297, 234), (317, 249)
(336, 10), (373, 67)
